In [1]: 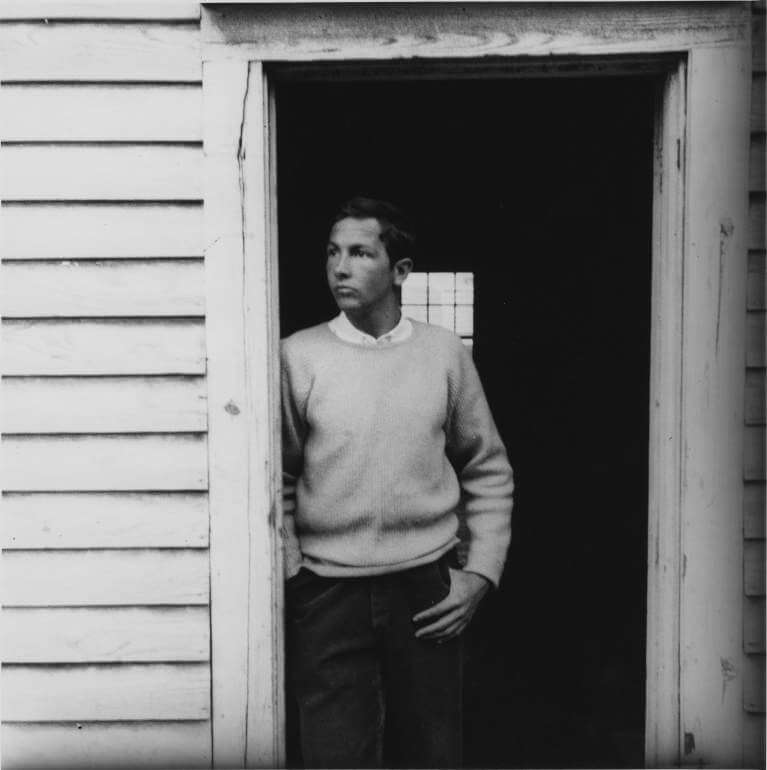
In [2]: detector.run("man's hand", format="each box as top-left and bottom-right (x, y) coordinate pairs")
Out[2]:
(412, 569), (491, 642)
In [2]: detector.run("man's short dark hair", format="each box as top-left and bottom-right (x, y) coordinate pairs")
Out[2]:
(330, 197), (415, 266)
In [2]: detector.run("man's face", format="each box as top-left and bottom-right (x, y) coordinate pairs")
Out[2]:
(326, 217), (405, 315)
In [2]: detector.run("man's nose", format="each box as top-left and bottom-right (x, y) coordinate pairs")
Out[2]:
(333, 254), (351, 276)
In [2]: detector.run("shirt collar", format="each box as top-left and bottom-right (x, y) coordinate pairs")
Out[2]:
(328, 312), (413, 347)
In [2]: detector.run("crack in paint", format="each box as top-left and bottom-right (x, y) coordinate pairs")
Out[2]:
(236, 65), (252, 770)
(716, 219), (734, 355)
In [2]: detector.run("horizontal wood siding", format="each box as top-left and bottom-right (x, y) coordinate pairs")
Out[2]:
(0, 22), (200, 81)
(744, 483), (766, 539)
(744, 656), (767, 714)
(753, 73), (765, 132)
(2, 607), (210, 662)
(2, 376), (206, 433)
(1, 721), (211, 769)
(745, 541), (766, 598)
(1, 664), (210, 721)
(745, 369), (765, 425)
(2, 319), (206, 375)
(751, 196), (765, 250)
(1, 204), (202, 259)
(744, 597), (766, 654)
(0, 10), (210, 768)
(2, 492), (208, 549)
(1, 260), (205, 318)
(0, 2), (199, 20)
(1, 145), (202, 201)
(2, 434), (207, 491)
(748, 251), (765, 310)
(0, 85), (201, 141)
(2, 549), (209, 606)
(745, 426), (766, 481)
(743, 4), (766, 756)
(747, 312), (766, 367)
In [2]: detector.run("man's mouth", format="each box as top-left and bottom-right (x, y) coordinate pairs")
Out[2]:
(334, 286), (356, 295)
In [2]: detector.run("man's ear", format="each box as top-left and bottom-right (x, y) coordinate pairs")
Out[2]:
(392, 258), (413, 287)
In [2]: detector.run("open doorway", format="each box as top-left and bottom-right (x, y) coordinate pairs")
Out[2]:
(276, 74), (654, 768)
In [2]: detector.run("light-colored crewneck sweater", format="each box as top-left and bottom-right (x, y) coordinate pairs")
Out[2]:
(281, 320), (514, 587)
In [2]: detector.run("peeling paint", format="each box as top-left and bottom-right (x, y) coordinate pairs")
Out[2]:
(715, 218), (734, 354)
(720, 656), (737, 703)
(684, 731), (695, 756)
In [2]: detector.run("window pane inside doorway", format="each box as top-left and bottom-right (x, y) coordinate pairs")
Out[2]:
(403, 271), (474, 348)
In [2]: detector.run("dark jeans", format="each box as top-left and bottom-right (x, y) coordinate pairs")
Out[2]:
(286, 552), (463, 769)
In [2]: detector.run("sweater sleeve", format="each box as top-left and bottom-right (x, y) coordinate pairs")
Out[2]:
(445, 340), (514, 588)
(280, 343), (307, 579)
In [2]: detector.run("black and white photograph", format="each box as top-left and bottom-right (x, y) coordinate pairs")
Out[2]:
(0, 1), (765, 768)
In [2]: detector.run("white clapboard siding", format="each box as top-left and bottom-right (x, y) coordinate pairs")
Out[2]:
(744, 483), (766, 539)
(2, 376), (206, 434)
(751, 197), (766, 250)
(748, 252), (766, 310)
(0, 2), (200, 21)
(1, 145), (202, 201)
(745, 369), (766, 425)
(745, 712), (767, 768)
(1, 663), (210, 721)
(0, 22), (200, 82)
(751, 137), (766, 192)
(1, 260), (205, 318)
(2, 607), (210, 663)
(2, 319), (206, 376)
(2, 492), (208, 549)
(747, 311), (766, 367)
(2, 721), (211, 769)
(745, 597), (766, 654)
(2, 434), (207, 491)
(744, 426), (766, 482)
(0, 85), (202, 142)
(1, 549), (209, 606)
(754, 12), (766, 71)
(744, 655), (767, 713)
(745, 540), (767, 597)
(754, 73), (766, 133)
(1, 203), (202, 259)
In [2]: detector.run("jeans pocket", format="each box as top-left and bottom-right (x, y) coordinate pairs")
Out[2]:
(286, 569), (340, 618)
(437, 556), (453, 592)
(407, 557), (452, 617)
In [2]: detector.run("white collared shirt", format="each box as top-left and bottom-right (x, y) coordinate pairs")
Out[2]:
(328, 311), (413, 347)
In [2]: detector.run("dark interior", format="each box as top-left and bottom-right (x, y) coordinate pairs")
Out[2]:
(276, 72), (654, 768)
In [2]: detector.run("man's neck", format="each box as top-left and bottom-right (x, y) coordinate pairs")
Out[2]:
(344, 305), (402, 340)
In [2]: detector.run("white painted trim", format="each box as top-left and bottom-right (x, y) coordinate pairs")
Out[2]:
(202, 2), (747, 62)
(645, 59), (686, 769)
(677, 44), (750, 767)
(204, 58), (283, 769)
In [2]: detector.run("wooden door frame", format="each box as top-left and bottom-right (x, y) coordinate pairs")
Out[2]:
(201, 4), (751, 767)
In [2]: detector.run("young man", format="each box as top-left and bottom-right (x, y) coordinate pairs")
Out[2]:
(281, 197), (513, 769)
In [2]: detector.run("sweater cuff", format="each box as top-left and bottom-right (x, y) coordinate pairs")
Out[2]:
(463, 550), (506, 589)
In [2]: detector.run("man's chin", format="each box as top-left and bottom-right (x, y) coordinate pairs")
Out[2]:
(334, 297), (361, 312)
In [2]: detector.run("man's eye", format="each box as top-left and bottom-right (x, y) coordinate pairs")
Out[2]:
(351, 248), (368, 257)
